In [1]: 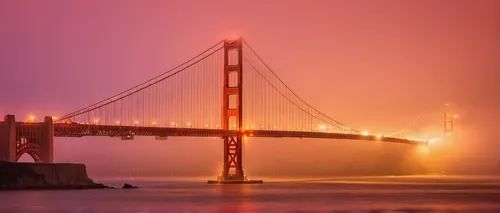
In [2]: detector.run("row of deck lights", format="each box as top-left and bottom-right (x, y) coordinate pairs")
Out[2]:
(87, 118), (354, 133)
(28, 115), (432, 142)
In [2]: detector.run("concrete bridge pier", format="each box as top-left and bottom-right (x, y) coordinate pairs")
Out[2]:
(39, 116), (54, 163)
(0, 115), (16, 162)
(0, 115), (54, 163)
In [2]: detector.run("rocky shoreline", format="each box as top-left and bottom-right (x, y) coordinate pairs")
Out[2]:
(0, 161), (110, 190)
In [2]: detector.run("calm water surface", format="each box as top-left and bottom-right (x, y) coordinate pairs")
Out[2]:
(1, 175), (499, 213)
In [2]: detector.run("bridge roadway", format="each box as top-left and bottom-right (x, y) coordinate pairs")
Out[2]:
(53, 123), (426, 145)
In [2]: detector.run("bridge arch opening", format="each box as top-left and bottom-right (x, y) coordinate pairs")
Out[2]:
(17, 152), (38, 163)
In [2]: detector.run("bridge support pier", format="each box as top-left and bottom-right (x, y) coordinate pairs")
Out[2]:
(0, 115), (17, 162)
(39, 116), (54, 163)
(222, 135), (244, 180)
(208, 38), (262, 184)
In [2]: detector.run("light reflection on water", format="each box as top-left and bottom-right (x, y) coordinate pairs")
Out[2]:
(1, 175), (499, 212)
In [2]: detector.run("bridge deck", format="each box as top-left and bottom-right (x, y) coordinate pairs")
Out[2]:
(54, 123), (426, 145)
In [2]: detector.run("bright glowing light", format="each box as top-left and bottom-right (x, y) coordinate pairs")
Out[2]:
(361, 131), (369, 136)
(243, 135), (248, 140)
(233, 124), (237, 128)
(261, 125), (264, 129)
(187, 123), (192, 127)
(376, 135), (383, 139)
(216, 125), (220, 129)
(152, 121), (157, 126)
(51, 116), (58, 121)
(27, 115), (35, 123)
(134, 121), (139, 125)
(116, 120), (121, 125)
(273, 126), (277, 130)
(428, 138), (442, 144)
(94, 119), (99, 124)
(454, 115), (458, 118)
(205, 124), (209, 128)
(319, 125), (326, 130)
(171, 122), (175, 126)
(251, 125), (255, 129)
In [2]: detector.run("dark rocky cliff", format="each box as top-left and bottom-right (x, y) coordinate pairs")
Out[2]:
(0, 161), (108, 190)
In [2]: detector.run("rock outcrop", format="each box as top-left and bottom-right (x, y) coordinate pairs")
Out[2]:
(122, 183), (138, 189)
(0, 161), (108, 190)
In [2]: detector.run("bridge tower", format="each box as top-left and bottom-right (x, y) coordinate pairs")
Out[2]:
(444, 104), (454, 136)
(220, 38), (246, 181)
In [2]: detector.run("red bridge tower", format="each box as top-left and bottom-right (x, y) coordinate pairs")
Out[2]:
(209, 38), (262, 184)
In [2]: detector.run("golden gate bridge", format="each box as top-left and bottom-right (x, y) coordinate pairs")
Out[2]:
(0, 38), (438, 184)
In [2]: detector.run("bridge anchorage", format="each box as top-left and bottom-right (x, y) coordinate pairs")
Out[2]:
(0, 115), (54, 163)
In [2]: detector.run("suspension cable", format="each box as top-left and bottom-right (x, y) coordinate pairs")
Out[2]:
(59, 40), (224, 121)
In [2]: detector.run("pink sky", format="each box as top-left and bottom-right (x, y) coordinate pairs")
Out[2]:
(1, 0), (499, 177)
